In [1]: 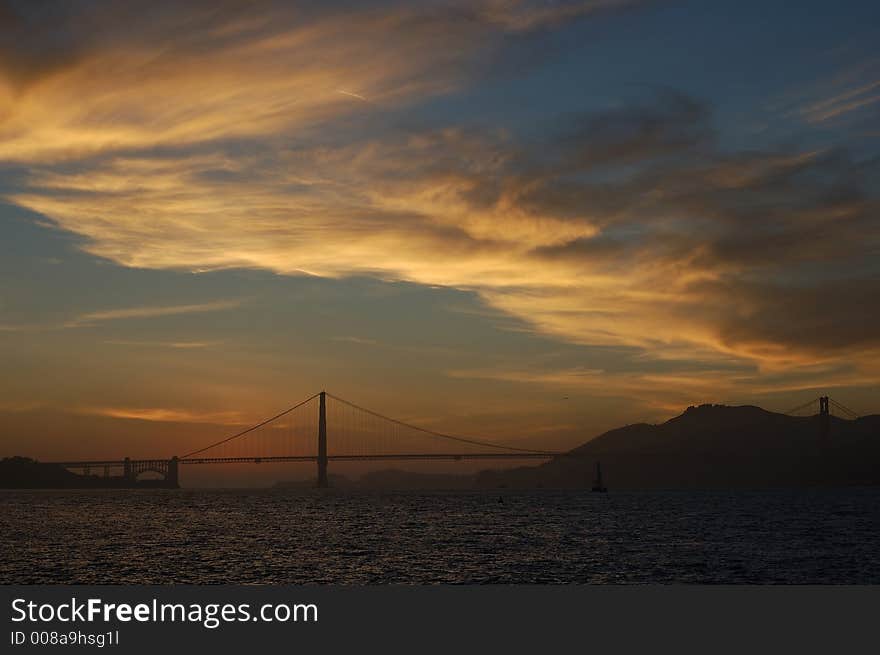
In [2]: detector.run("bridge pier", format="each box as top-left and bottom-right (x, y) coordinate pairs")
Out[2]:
(167, 456), (180, 489)
(317, 391), (328, 488)
(123, 457), (133, 483)
(819, 395), (830, 446)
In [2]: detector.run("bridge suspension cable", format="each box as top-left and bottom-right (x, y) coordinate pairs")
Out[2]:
(829, 398), (860, 419)
(325, 392), (554, 454)
(782, 396), (861, 419)
(180, 392), (320, 459)
(783, 398), (819, 416)
(179, 390), (555, 460)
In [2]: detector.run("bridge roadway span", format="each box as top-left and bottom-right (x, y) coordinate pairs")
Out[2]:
(45, 452), (558, 488)
(49, 452), (557, 468)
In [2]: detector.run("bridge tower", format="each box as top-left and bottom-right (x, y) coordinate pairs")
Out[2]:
(167, 456), (180, 489)
(819, 395), (830, 445)
(123, 457), (133, 483)
(317, 391), (328, 488)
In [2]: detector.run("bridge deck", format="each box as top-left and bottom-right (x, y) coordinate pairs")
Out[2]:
(183, 453), (557, 464)
(48, 453), (558, 467)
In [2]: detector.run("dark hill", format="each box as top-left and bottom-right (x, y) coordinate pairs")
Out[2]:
(476, 405), (880, 489)
(0, 457), (90, 488)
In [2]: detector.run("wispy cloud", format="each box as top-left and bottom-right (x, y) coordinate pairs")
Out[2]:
(0, 1), (627, 164)
(331, 336), (378, 345)
(103, 339), (223, 349)
(336, 89), (369, 102)
(65, 300), (242, 328)
(1, 303), (239, 333)
(0, 323), (44, 333)
(480, 0), (650, 31)
(77, 406), (245, 425)
(801, 79), (880, 122)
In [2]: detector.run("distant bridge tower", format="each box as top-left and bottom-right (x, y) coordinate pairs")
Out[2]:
(819, 396), (830, 445)
(167, 456), (179, 488)
(317, 391), (328, 488)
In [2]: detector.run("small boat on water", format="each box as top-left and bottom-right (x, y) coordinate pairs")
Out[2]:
(591, 461), (608, 493)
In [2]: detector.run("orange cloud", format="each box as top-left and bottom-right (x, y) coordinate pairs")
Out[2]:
(77, 406), (246, 425)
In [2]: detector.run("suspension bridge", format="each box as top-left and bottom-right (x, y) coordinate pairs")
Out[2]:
(46, 392), (862, 488)
(46, 391), (559, 488)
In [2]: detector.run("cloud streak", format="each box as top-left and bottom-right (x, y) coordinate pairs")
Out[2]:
(0, 0), (641, 163)
(77, 405), (245, 425)
(103, 339), (223, 349)
(801, 79), (880, 123)
(68, 300), (242, 326)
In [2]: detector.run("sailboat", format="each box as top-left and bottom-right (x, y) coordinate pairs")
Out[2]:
(592, 461), (608, 493)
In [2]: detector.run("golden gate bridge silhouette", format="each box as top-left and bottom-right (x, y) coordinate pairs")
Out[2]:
(47, 391), (558, 488)
(47, 392), (859, 488)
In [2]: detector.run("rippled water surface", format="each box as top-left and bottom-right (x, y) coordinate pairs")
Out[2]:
(2, 488), (878, 583)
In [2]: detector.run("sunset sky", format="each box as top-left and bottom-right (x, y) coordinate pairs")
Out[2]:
(1, 0), (879, 469)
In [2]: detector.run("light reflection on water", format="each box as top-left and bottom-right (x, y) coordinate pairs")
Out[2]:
(2, 488), (878, 584)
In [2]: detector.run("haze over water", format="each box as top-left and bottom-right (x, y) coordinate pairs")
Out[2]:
(2, 489), (878, 584)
